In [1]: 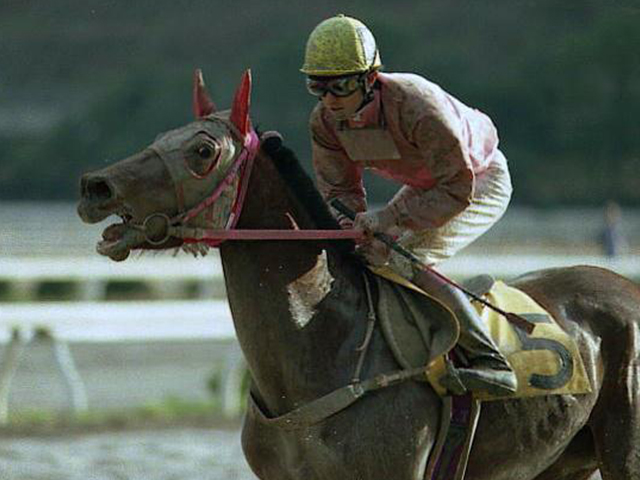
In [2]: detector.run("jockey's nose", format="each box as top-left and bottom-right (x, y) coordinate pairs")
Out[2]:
(323, 91), (340, 103)
(81, 174), (115, 203)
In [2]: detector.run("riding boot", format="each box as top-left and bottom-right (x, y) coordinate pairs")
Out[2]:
(411, 268), (518, 397)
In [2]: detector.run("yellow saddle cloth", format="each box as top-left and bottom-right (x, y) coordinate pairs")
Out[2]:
(426, 280), (592, 401)
(371, 267), (592, 401)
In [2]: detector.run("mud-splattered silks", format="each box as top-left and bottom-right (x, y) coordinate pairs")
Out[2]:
(311, 72), (512, 265)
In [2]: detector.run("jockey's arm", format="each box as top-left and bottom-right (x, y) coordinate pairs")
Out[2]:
(381, 113), (474, 232)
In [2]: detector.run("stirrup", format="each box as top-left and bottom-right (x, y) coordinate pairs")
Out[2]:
(438, 359), (468, 396)
(456, 367), (518, 397)
(438, 359), (518, 397)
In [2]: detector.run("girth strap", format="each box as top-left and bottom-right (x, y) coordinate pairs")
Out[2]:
(249, 366), (428, 430)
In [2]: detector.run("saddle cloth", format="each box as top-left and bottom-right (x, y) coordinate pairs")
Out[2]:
(370, 267), (592, 401)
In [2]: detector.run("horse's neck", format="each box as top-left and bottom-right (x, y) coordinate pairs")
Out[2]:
(219, 153), (367, 414)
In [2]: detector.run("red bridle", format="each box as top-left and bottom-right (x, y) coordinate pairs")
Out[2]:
(143, 128), (364, 247)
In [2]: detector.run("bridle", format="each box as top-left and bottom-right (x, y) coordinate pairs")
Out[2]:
(142, 121), (260, 247)
(140, 119), (362, 247)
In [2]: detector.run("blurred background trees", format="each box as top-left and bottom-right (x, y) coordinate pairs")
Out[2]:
(1, 0), (638, 206)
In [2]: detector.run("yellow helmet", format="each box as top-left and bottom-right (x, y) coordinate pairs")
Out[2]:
(301, 14), (382, 76)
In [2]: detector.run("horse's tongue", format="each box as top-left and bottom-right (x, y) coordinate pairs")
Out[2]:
(97, 223), (145, 262)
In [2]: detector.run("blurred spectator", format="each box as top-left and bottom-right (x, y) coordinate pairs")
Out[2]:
(600, 201), (628, 257)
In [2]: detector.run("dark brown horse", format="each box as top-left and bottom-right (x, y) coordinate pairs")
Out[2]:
(77, 71), (638, 480)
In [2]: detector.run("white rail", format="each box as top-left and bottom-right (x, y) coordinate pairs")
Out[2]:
(0, 256), (222, 280)
(0, 299), (242, 421)
(0, 300), (234, 343)
(0, 256), (223, 301)
(1, 254), (636, 281)
(0, 254), (636, 302)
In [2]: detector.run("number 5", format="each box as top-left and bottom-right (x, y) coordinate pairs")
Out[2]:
(513, 313), (574, 390)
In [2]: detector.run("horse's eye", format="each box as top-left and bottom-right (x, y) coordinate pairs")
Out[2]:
(198, 146), (213, 159)
(185, 142), (220, 178)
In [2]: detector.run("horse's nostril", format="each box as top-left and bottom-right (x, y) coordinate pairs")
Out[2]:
(85, 177), (114, 202)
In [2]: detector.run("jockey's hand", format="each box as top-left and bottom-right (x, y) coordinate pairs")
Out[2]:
(353, 209), (397, 266)
(353, 209), (396, 239)
(337, 216), (354, 230)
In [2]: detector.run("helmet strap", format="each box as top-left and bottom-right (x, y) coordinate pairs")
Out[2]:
(355, 71), (377, 113)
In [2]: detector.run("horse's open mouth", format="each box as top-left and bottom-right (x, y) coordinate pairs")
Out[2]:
(96, 213), (146, 262)
(79, 201), (145, 261)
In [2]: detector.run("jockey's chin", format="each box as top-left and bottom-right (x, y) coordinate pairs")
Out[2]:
(327, 108), (352, 121)
(322, 90), (364, 121)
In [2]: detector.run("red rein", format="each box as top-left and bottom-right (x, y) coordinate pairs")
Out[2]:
(178, 228), (364, 242)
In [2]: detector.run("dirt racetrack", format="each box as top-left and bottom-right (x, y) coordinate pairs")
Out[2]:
(0, 425), (604, 480)
(0, 427), (256, 480)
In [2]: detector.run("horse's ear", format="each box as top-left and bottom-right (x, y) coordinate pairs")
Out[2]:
(193, 69), (216, 118)
(230, 69), (252, 137)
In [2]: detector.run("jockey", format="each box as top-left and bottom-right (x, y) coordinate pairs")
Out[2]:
(302, 14), (516, 397)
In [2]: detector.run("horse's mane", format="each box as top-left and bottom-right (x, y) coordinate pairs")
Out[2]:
(260, 134), (355, 255)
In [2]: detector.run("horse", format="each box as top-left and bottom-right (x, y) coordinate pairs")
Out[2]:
(77, 70), (639, 480)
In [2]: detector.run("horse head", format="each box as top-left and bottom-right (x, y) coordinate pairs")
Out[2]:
(77, 69), (258, 261)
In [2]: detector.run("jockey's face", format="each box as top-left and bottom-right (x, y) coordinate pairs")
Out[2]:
(320, 87), (365, 121)
(309, 71), (377, 121)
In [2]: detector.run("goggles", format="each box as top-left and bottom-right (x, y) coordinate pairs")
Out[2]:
(306, 75), (363, 98)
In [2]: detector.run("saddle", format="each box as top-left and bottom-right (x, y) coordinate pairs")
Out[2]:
(369, 266), (460, 373)
(369, 266), (592, 400)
